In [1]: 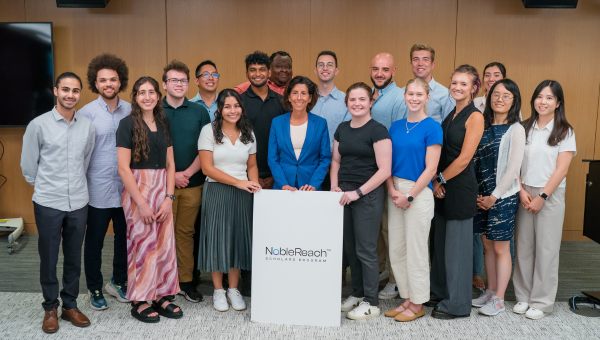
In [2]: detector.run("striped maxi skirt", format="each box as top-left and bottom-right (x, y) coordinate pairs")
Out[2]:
(198, 181), (253, 273)
(122, 169), (180, 301)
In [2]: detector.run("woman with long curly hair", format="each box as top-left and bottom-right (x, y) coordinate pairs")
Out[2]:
(197, 88), (261, 312)
(117, 77), (182, 323)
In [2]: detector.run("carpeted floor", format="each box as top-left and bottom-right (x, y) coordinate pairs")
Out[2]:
(1, 233), (599, 339)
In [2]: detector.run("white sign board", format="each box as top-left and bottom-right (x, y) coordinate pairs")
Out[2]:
(251, 190), (344, 327)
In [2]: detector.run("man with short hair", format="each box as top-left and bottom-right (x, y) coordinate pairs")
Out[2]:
(234, 51), (293, 95)
(79, 53), (131, 311)
(190, 60), (220, 121)
(405, 43), (455, 123)
(162, 60), (211, 302)
(238, 51), (286, 296)
(22, 72), (95, 334)
(369, 52), (406, 300)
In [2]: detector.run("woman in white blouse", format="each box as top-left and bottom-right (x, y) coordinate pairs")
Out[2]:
(513, 80), (576, 320)
(473, 62), (506, 113)
(197, 89), (261, 313)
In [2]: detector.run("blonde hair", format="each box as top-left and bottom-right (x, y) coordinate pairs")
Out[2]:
(410, 44), (435, 62)
(404, 78), (430, 114)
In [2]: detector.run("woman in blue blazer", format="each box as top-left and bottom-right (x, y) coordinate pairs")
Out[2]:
(268, 76), (331, 191)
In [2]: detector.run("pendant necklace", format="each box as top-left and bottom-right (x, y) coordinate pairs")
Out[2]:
(406, 118), (423, 133)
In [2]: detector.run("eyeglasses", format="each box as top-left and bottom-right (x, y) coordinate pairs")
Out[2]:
(317, 62), (335, 69)
(167, 78), (189, 85)
(491, 93), (513, 101)
(197, 73), (220, 78)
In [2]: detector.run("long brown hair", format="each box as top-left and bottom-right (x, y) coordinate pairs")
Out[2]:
(523, 80), (573, 146)
(130, 77), (170, 163)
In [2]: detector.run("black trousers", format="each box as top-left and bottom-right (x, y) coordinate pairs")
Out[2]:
(84, 206), (128, 290)
(34, 202), (87, 311)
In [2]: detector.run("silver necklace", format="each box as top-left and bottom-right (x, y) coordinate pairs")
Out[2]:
(406, 118), (423, 133)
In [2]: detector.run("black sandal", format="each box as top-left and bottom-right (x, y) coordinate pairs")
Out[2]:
(130, 301), (160, 323)
(152, 297), (183, 319)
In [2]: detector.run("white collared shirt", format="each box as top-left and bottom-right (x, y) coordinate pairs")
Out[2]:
(521, 118), (576, 188)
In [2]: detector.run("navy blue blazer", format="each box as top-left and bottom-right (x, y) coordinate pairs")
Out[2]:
(268, 112), (331, 190)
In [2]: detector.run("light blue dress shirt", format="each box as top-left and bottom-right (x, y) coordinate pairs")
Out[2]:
(402, 77), (455, 123)
(79, 96), (131, 208)
(190, 92), (219, 122)
(371, 81), (407, 130)
(310, 86), (350, 151)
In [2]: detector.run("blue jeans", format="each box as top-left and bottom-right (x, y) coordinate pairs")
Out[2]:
(473, 235), (515, 276)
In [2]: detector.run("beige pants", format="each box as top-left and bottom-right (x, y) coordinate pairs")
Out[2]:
(387, 177), (434, 304)
(172, 185), (203, 283)
(377, 189), (395, 283)
(513, 185), (565, 313)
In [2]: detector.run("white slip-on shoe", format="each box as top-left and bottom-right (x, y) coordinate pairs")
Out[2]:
(378, 282), (399, 300)
(525, 307), (547, 320)
(513, 301), (529, 314)
(213, 289), (229, 312)
(227, 288), (246, 311)
(341, 295), (364, 312)
(346, 301), (381, 320)
(472, 289), (494, 308)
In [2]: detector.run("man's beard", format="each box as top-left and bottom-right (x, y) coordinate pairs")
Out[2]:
(371, 76), (392, 90)
(100, 88), (118, 100)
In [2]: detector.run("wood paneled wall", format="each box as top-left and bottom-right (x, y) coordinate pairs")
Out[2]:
(0, 0), (598, 240)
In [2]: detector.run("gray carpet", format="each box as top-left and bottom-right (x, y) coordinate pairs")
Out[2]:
(1, 233), (599, 339)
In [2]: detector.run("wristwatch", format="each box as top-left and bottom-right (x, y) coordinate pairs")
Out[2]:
(166, 194), (175, 201)
(405, 194), (414, 202)
(539, 192), (548, 200)
(356, 188), (364, 198)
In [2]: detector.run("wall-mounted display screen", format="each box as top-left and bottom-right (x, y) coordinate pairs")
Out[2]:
(0, 22), (54, 126)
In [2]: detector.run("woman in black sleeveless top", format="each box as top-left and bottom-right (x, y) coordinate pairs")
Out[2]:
(429, 65), (485, 319)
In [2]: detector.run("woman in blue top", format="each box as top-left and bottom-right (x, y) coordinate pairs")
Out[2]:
(268, 76), (331, 191)
(384, 78), (442, 322)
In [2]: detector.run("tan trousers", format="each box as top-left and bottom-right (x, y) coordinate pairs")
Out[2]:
(513, 185), (565, 313)
(377, 189), (395, 284)
(172, 185), (203, 283)
(387, 178), (434, 303)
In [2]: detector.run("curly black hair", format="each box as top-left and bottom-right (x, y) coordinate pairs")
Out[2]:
(245, 51), (270, 71)
(86, 53), (129, 94)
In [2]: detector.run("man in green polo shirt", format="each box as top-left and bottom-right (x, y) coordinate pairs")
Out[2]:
(162, 60), (210, 302)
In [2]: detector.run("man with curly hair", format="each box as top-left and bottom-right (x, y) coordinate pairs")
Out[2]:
(79, 53), (132, 311)
(233, 51), (293, 96)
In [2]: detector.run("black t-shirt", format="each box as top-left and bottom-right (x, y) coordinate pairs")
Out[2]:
(116, 115), (172, 169)
(239, 86), (285, 178)
(334, 119), (390, 185)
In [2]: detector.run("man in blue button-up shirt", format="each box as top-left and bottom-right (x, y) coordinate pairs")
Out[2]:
(403, 44), (455, 123)
(370, 53), (407, 130)
(79, 54), (131, 310)
(190, 60), (219, 121)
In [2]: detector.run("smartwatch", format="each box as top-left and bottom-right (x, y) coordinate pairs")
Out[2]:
(405, 194), (414, 202)
(356, 188), (364, 198)
(539, 192), (548, 200)
(166, 194), (175, 201)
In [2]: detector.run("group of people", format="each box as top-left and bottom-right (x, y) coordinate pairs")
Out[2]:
(20, 43), (575, 333)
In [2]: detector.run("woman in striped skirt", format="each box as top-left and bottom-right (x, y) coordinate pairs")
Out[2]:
(198, 88), (261, 312)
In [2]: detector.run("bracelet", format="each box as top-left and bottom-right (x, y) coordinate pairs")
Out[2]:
(437, 172), (447, 185)
(166, 194), (175, 201)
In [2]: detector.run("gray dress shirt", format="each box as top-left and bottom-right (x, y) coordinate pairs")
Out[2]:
(21, 108), (96, 212)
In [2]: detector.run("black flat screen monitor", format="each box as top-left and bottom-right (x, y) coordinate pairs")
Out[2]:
(0, 22), (54, 126)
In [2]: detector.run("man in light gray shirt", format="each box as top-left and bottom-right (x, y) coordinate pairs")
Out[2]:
(21, 72), (95, 334)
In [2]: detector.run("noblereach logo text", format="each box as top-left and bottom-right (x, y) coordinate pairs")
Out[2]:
(265, 247), (328, 257)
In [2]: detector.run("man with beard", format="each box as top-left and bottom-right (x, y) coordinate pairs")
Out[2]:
(79, 53), (131, 310)
(369, 52), (406, 301)
(238, 51), (285, 296)
(190, 60), (220, 121)
(403, 44), (454, 123)
(21, 72), (95, 333)
(234, 51), (292, 95)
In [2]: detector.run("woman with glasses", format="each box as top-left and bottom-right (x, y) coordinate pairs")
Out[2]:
(470, 79), (525, 316)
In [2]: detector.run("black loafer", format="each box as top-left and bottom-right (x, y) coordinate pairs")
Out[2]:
(424, 300), (441, 307)
(431, 308), (470, 320)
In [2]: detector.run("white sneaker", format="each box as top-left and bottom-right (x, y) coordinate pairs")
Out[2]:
(341, 295), (364, 312)
(472, 289), (494, 307)
(213, 289), (229, 312)
(478, 296), (505, 316)
(227, 288), (246, 311)
(378, 270), (389, 281)
(378, 282), (398, 299)
(525, 307), (547, 320)
(513, 301), (529, 314)
(346, 301), (380, 320)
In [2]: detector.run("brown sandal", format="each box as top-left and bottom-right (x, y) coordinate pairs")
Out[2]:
(385, 301), (410, 317)
(395, 306), (426, 322)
